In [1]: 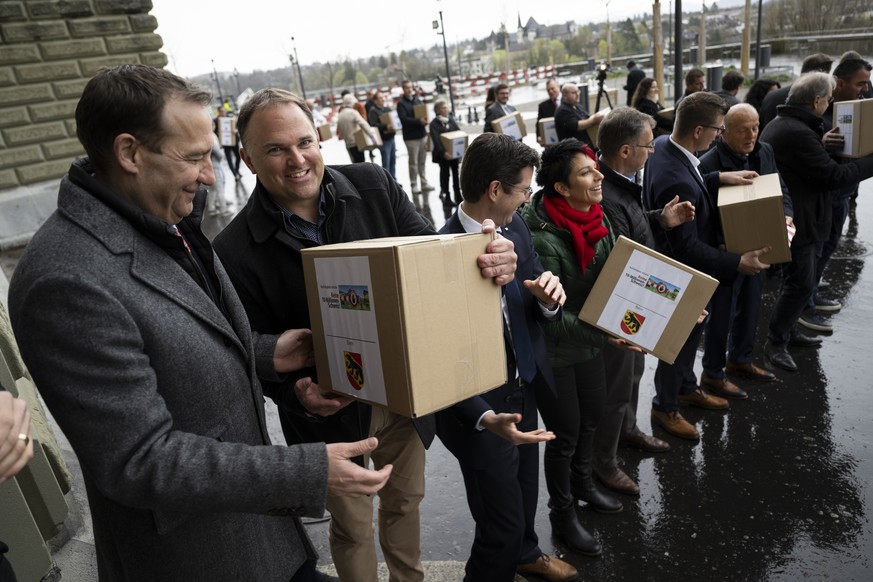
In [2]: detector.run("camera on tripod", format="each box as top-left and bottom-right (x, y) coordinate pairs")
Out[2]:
(595, 62), (611, 84)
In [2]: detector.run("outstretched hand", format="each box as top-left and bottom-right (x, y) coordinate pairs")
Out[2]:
(659, 195), (696, 229)
(295, 377), (353, 416)
(523, 271), (566, 307)
(326, 437), (392, 496)
(480, 411), (555, 445)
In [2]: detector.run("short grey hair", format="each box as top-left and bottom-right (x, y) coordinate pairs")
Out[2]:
(433, 99), (448, 113)
(597, 107), (656, 158)
(787, 72), (835, 107)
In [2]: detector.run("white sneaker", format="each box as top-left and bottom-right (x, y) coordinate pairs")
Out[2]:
(411, 187), (421, 194)
(421, 183), (435, 192)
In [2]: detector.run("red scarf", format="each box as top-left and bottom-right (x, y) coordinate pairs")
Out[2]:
(543, 194), (608, 273)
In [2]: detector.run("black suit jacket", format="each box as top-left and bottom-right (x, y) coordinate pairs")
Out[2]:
(438, 211), (557, 429)
(642, 135), (740, 285)
(535, 98), (558, 139)
(483, 102), (517, 134)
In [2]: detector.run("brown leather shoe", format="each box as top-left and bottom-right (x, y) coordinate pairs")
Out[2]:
(725, 361), (777, 382)
(593, 464), (640, 496)
(622, 430), (671, 453)
(651, 409), (700, 440)
(678, 387), (729, 410)
(517, 553), (578, 581)
(700, 373), (748, 400)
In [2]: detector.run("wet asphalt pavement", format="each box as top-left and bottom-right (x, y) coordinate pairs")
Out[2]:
(3, 121), (871, 582)
(410, 181), (873, 581)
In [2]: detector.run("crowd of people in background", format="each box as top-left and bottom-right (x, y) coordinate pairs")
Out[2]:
(3, 45), (871, 582)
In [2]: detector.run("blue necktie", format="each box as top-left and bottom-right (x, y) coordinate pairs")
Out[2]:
(505, 279), (537, 383)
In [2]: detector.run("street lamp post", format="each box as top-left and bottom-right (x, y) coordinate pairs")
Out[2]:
(754, 0), (763, 80)
(233, 68), (241, 97)
(211, 59), (224, 106)
(433, 3), (455, 115)
(291, 37), (307, 100)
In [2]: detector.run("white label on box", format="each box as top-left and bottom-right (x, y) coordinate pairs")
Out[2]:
(389, 110), (402, 129)
(314, 256), (388, 405)
(498, 116), (523, 141)
(217, 117), (235, 146)
(596, 249), (693, 351)
(542, 120), (558, 144)
(835, 102), (855, 157)
(451, 137), (466, 158)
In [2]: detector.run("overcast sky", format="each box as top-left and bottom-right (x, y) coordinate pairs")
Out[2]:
(151, 0), (729, 77)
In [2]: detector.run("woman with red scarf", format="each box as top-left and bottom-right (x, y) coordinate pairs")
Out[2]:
(521, 139), (619, 557)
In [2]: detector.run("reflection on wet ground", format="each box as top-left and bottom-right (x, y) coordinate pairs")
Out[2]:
(417, 184), (873, 581)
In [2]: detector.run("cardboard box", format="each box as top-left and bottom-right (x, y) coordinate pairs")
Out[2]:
(718, 173), (791, 264)
(413, 103), (429, 122)
(656, 107), (675, 122)
(491, 111), (527, 141)
(317, 123), (332, 141)
(538, 117), (559, 145)
(354, 126), (382, 151)
(833, 99), (873, 158)
(301, 234), (507, 417)
(379, 110), (403, 132)
(216, 116), (236, 147)
(579, 236), (718, 364)
(439, 130), (469, 159)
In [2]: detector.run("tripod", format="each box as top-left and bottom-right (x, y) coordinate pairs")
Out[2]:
(594, 77), (613, 112)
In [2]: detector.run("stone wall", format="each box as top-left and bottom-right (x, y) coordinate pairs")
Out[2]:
(0, 0), (167, 247)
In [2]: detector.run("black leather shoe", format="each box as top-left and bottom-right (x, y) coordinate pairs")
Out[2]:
(571, 480), (623, 513)
(765, 343), (797, 372)
(549, 510), (602, 556)
(789, 330), (823, 347)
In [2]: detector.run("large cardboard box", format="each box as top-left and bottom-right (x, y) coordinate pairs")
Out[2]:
(538, 117), (559, 145)
(354, 126), (382, 151)
(833, 99), (873, 158)
(439, 130), (469, 159)
(413, 103), (429, 122)
(216, 117), (236, 146)
(579, 236), (718, 364)
(656, 107), (675, 122)
(491, 111), (527, 141)
(718, 173), (791, 264)
(317, 123), (332, 141)
(379, 110), (403, 132)
(301, 234), (507, 417)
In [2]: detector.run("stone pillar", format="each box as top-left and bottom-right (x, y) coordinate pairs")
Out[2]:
(0, 0), (168, 248)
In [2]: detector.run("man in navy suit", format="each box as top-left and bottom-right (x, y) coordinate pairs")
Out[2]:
(483, 83), (517, 134)
(643, 91), (770, 442)
(438, 133), (576, 582)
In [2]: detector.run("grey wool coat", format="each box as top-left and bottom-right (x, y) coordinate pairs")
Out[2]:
(9, 159), (328, 582)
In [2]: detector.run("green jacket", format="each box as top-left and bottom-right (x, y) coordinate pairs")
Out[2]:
(521, 191), (615, 367)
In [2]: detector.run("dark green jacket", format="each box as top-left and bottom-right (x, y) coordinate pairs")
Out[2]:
(521, 191), (615, 367)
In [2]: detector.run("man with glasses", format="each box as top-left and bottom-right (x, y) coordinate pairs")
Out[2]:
(642, 91), (769, 442)
(594, 107), (696, 492)
(699, 104), (796, 390)
(760, 72), (873, 371)
(437, 133), (576, 582)
(483, 83), (517, 134)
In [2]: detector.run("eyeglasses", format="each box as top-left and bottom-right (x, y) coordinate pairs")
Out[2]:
(704, 124), (726, 135)
(632, 143), (656, 151)
(503, 183), (533, 197)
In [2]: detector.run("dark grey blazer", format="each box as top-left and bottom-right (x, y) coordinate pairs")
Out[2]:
(9, 164), (328, 582)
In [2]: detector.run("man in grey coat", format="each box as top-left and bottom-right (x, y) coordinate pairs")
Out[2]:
(8, 64), (390, 582)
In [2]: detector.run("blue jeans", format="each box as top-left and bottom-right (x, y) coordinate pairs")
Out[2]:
(769, 241), (817, 346)
(378, 138), (396, 179)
